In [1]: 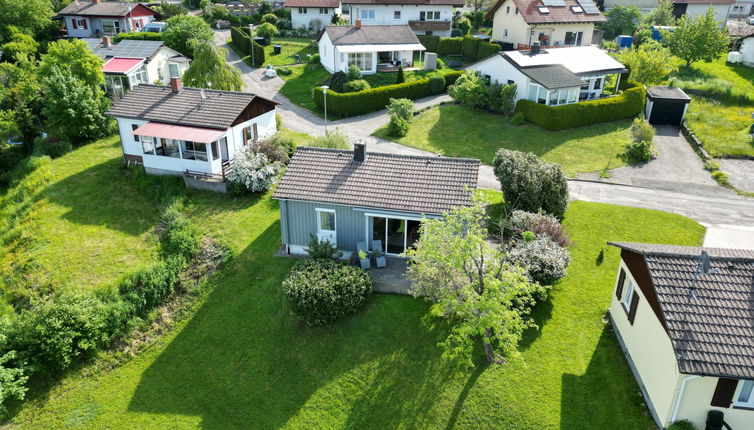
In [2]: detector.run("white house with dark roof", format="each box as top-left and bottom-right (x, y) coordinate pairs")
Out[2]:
(487, 0), (606, 49)
(272, 143), (479, 257)
(58, 0), (156, 38)
(318, 23), (426, 74)
(83, 37), (190, 94)
(608, 242), (754, 430)
(466, 45), (627, 105)
(285, 0), (342, 30)
(341, 0), (466, 37)
(604, 0), (733, 23)
(106, 78), (278, 186)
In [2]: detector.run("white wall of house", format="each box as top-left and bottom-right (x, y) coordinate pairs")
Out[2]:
(290, 6), (340, 29)
(319, 31), (338, 73)
(466, 54), (529, 100)
(490, 4), (596, 47)
(145, 47), (190, 85)
(346, 4), (455, 36)
(686, 3), (731, 23)
(603, 0), (656, 12)
(319, 32), (386, 75)
(741, 36), (754, 65)
(675, 376), (754, 429)
(64, 15), (154, 38)
(609, 260), (682, 427)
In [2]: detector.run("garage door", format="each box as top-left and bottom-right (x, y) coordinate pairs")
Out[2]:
(649, 100), (686, 125)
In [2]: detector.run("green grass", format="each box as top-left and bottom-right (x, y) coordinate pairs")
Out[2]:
(279, 64), (330, 115)
(688, 56), (754, 97)
(263, 38), (318, 66)
(5, 140), (706, 428)
(685, 97), (754, 157)
(374, 105), (634, 176)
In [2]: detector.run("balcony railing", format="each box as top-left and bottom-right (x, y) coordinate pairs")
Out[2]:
(408, 20), (451, 32)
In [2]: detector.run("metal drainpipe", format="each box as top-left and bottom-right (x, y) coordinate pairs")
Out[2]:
(671, 375), (701, 423)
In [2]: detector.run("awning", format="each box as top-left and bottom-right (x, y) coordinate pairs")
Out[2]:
(132, 122), (225, 144)
(337, 43), (426, 53)
(102, 57), (144, 75)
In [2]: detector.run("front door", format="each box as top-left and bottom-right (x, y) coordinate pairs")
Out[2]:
(316, 209), (336, 245)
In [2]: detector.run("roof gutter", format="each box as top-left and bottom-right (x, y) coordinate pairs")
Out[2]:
(670, 375), (701, 423)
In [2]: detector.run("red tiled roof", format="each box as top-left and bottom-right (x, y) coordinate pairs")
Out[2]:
(488, 0), (606, 24)
(284, 0), (341, 7)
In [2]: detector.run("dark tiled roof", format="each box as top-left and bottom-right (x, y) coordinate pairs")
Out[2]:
(59, 1), (154, 17)
(647, 86), (691, 101)
(285, 0), (341, 7)
(519, 64), (583, 89)
(677, 0), (733, 4)
(273, 147), (479, 214)
(106, 85), (274, 130)
(322, 25), (421, 45)
(610, 242), (754, 379)
(343, 0), (465, 4)
(488, 0), (606, 24)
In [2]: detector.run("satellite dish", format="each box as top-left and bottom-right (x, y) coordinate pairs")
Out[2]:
(699, 250), (712, 274)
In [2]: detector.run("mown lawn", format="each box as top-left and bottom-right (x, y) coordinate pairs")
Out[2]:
(374, 105), (633, 176)
(279, 64), (330, 115)
(263, 37), (317, 66)
(685, 97), (754, 157)
(6, 141), (705, 429)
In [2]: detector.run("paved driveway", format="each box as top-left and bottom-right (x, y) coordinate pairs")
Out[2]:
(719, 158), (754, 193)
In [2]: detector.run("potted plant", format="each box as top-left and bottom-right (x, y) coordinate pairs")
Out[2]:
(373, 248), (387, 268)
(358, 249), (371, 269)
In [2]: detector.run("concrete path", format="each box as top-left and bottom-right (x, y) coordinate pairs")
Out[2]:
(719, 158), (754, 194)
(703, 224), (754, 249)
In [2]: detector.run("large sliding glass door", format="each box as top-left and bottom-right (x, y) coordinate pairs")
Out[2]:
(370, 216), (421, 256)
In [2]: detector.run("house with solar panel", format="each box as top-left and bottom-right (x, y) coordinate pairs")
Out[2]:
(106, 78), (278, 190)
(486, 0), (606, 49)
(84, 37), (190, 95)
(607, 242), (754, 430)
(272, 143), (479, 258)
(58, 0), (157, 39)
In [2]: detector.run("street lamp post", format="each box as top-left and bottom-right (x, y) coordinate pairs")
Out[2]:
(322, 85), (329, 135)
(248, 24), (255, 67)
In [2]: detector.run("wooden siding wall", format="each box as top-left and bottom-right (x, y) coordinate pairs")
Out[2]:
(280, 200), (368, 252)
(621, 249), (669, 331)
(231, 99), (277, 126)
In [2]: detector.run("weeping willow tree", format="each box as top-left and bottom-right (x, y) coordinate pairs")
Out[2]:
(182, 40), (243, 91)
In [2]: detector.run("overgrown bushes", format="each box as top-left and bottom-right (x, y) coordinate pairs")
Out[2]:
(230, 26), (265, 67)
(623, 117), (656, 162)
(283, 259), (373, 326)
(227, 148), (281, 195)
(114, 32), (163, 43)
(449, 71), (516, 115)
(514, 82), (645, 130)
(506, 236), (569, 285)
(387, 98), (414, 137)
(504, 210), (571, 248)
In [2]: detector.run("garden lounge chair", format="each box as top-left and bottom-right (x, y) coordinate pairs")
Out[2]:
(371, 240), (387, 268)
(356, 242), (371, 270)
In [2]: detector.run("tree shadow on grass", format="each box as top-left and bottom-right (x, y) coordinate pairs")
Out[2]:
(126, 222), (464, 428)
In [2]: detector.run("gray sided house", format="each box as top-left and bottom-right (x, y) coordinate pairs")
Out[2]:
(272, 144), (480, 258)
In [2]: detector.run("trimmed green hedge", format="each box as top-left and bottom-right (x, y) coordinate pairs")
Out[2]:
(114, 32), (163, 42)
(476, 40), (502, 60)
(425, 36), (500, 61)
(463, 36), (480, 59)
(230, 26), (265, 67)
(313, 70), (464, 117)
(438, 37), (463, 55)
(417, 35), (440, 53)
(514, 82), (646, 131)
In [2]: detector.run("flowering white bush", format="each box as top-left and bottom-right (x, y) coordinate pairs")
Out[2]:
(227, 149), (280, 193)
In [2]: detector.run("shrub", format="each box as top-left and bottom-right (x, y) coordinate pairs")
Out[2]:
(346, 64), (362, 81)
(428, 73), (446, 94)
(0, 348), (29, 417)
(283, 259), (373, 326)
(450, 28), (463, 38)
(386, 98), (414, 121)
(308, 53), (320, 64)
(157, 207), (200, 260)
(309, 128), (350, 149)
(277, 18), (291, 29)
(326, 71), (348, 92)
(42, 137), (72, 159)
(493, 149), (569, 219)
(456, 18), (471, 36)
(668, 420), (698, 430)
(476, 41), (501, 60)
(511, 112), (525, 125)
(506, 236), (569, 285)
(227, 149), (280, 194)
(388, 115), (410, 137)
(505, 210), (571, 247)
(255, 22), (279, 42)
(114, 32), (163, 43)
(487, 82), (517, 115)
(417, 35), (440, 53)
(623, 140), (655, 162)
(630, 117), (655, 142)
(277, 66), (292, 75)
(251, 136), (291, 163)
(438, 37), (463, 55)
(230, 26), (265, 66)
(514, 82), (645, 130)
(261, 13), (277, 25)
(436, 57), (446, 69)
(343, 79), (371, 92)
(306, 233), (343, 259)
(395, 65), (405, 84)
(119, 257), (185, 318)
(712, 170), (729, 185)
(462, 35), (480, 58)
(449, 71), (488, 108)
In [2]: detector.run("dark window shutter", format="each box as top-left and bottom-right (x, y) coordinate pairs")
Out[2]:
(711, 378), (738, 408)
(131, 124), (140, 142)
(82, 19), (88, 30)
(72, 19), (78, 29)
(627, 291), (639, 325)
(615, 269), (626, 299)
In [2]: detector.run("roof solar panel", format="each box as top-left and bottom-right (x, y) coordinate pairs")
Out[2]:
(542, 0), (566, 6)
(576, 0), (601, 14)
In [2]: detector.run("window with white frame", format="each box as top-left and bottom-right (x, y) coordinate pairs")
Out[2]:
(348, 52), (372, 71)
(317, 209), (336, 233)
(735, 380), (754, 408)
(420, 11), (441, 20)
(394, 10), (401, 19)
(101, 19), (121, 35)
(299, 7), (307, 13)
(319, 8), (329, 14)
(564, 31), (583, 46)
(361, 9), (375, 19)
(527, 83), (548, 104)
(168, 63), (179, 78)
(621, 278), (635, 309)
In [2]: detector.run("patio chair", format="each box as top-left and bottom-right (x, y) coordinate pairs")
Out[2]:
(371, 240), (387, 268)
(356, 241), (371, 270)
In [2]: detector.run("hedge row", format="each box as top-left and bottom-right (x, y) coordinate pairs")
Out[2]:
(514, 82), (646, 131)
(418, 35), (501, 61)
(230, 26), (265, 67)
(114, 31), (163, 43)
(314, 70), (464, 117)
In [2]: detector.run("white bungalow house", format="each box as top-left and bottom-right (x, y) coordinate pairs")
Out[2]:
(487, 0), (606, 49)
(341, 0), (466, 37)
(465, 45), (627, 106)
(58, 0), (156, 38)
(84, 37), (190, 94)
(286, 0), (342, 30)
(317, 23), (426, 74)
(106, 78), (278, 184)
(607, 242), (754, 430)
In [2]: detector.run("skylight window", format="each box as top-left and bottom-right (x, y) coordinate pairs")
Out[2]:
(571, 5), (583, 12)
(538, 6), (550, 13)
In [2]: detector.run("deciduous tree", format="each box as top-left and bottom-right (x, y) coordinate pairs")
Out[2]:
(182, 40), (243, 91)
(38, 39), (104, 89)
(0, 0), (54, 43)
(617, 41), (681, 84)
(666, 8), (729, 66)
(642, 0), (676, 26)
(601, 5), (642, 40)
(164, 14), (214, 56)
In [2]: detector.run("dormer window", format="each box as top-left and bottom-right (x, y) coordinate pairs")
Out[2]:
(538, 6), (549, 13)
(571, 6), (583, 12)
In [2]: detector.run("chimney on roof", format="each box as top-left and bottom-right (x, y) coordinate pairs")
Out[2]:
(103, 35), (112, 49)
(355, 20), (362, 30)
(170, 77), (182, 93)
(92, 0), (101, 3)
(530, 42), (541, 56)
(353, 141), (366, 162)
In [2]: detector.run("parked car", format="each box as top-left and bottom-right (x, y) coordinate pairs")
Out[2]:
(141, 22), (168, 33)
(747, 16), (754, 25)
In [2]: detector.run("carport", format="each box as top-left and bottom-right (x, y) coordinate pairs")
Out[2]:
(645, 86), (691, 126)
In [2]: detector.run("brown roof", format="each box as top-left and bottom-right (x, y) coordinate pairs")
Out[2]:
(610, 242), (754, 379)
(58, 1), (155, 17)
(342, 0), (465, 5)
(272, 147), (479, 214)
(488, 0), (606, 24)
(321, 25), (421, 45)
(106, 84), (277, 130)
(284, 0), (341, 7)
(676, 0), (733, 4)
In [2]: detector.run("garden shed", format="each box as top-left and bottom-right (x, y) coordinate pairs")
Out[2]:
(645, 86), (691, 126)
